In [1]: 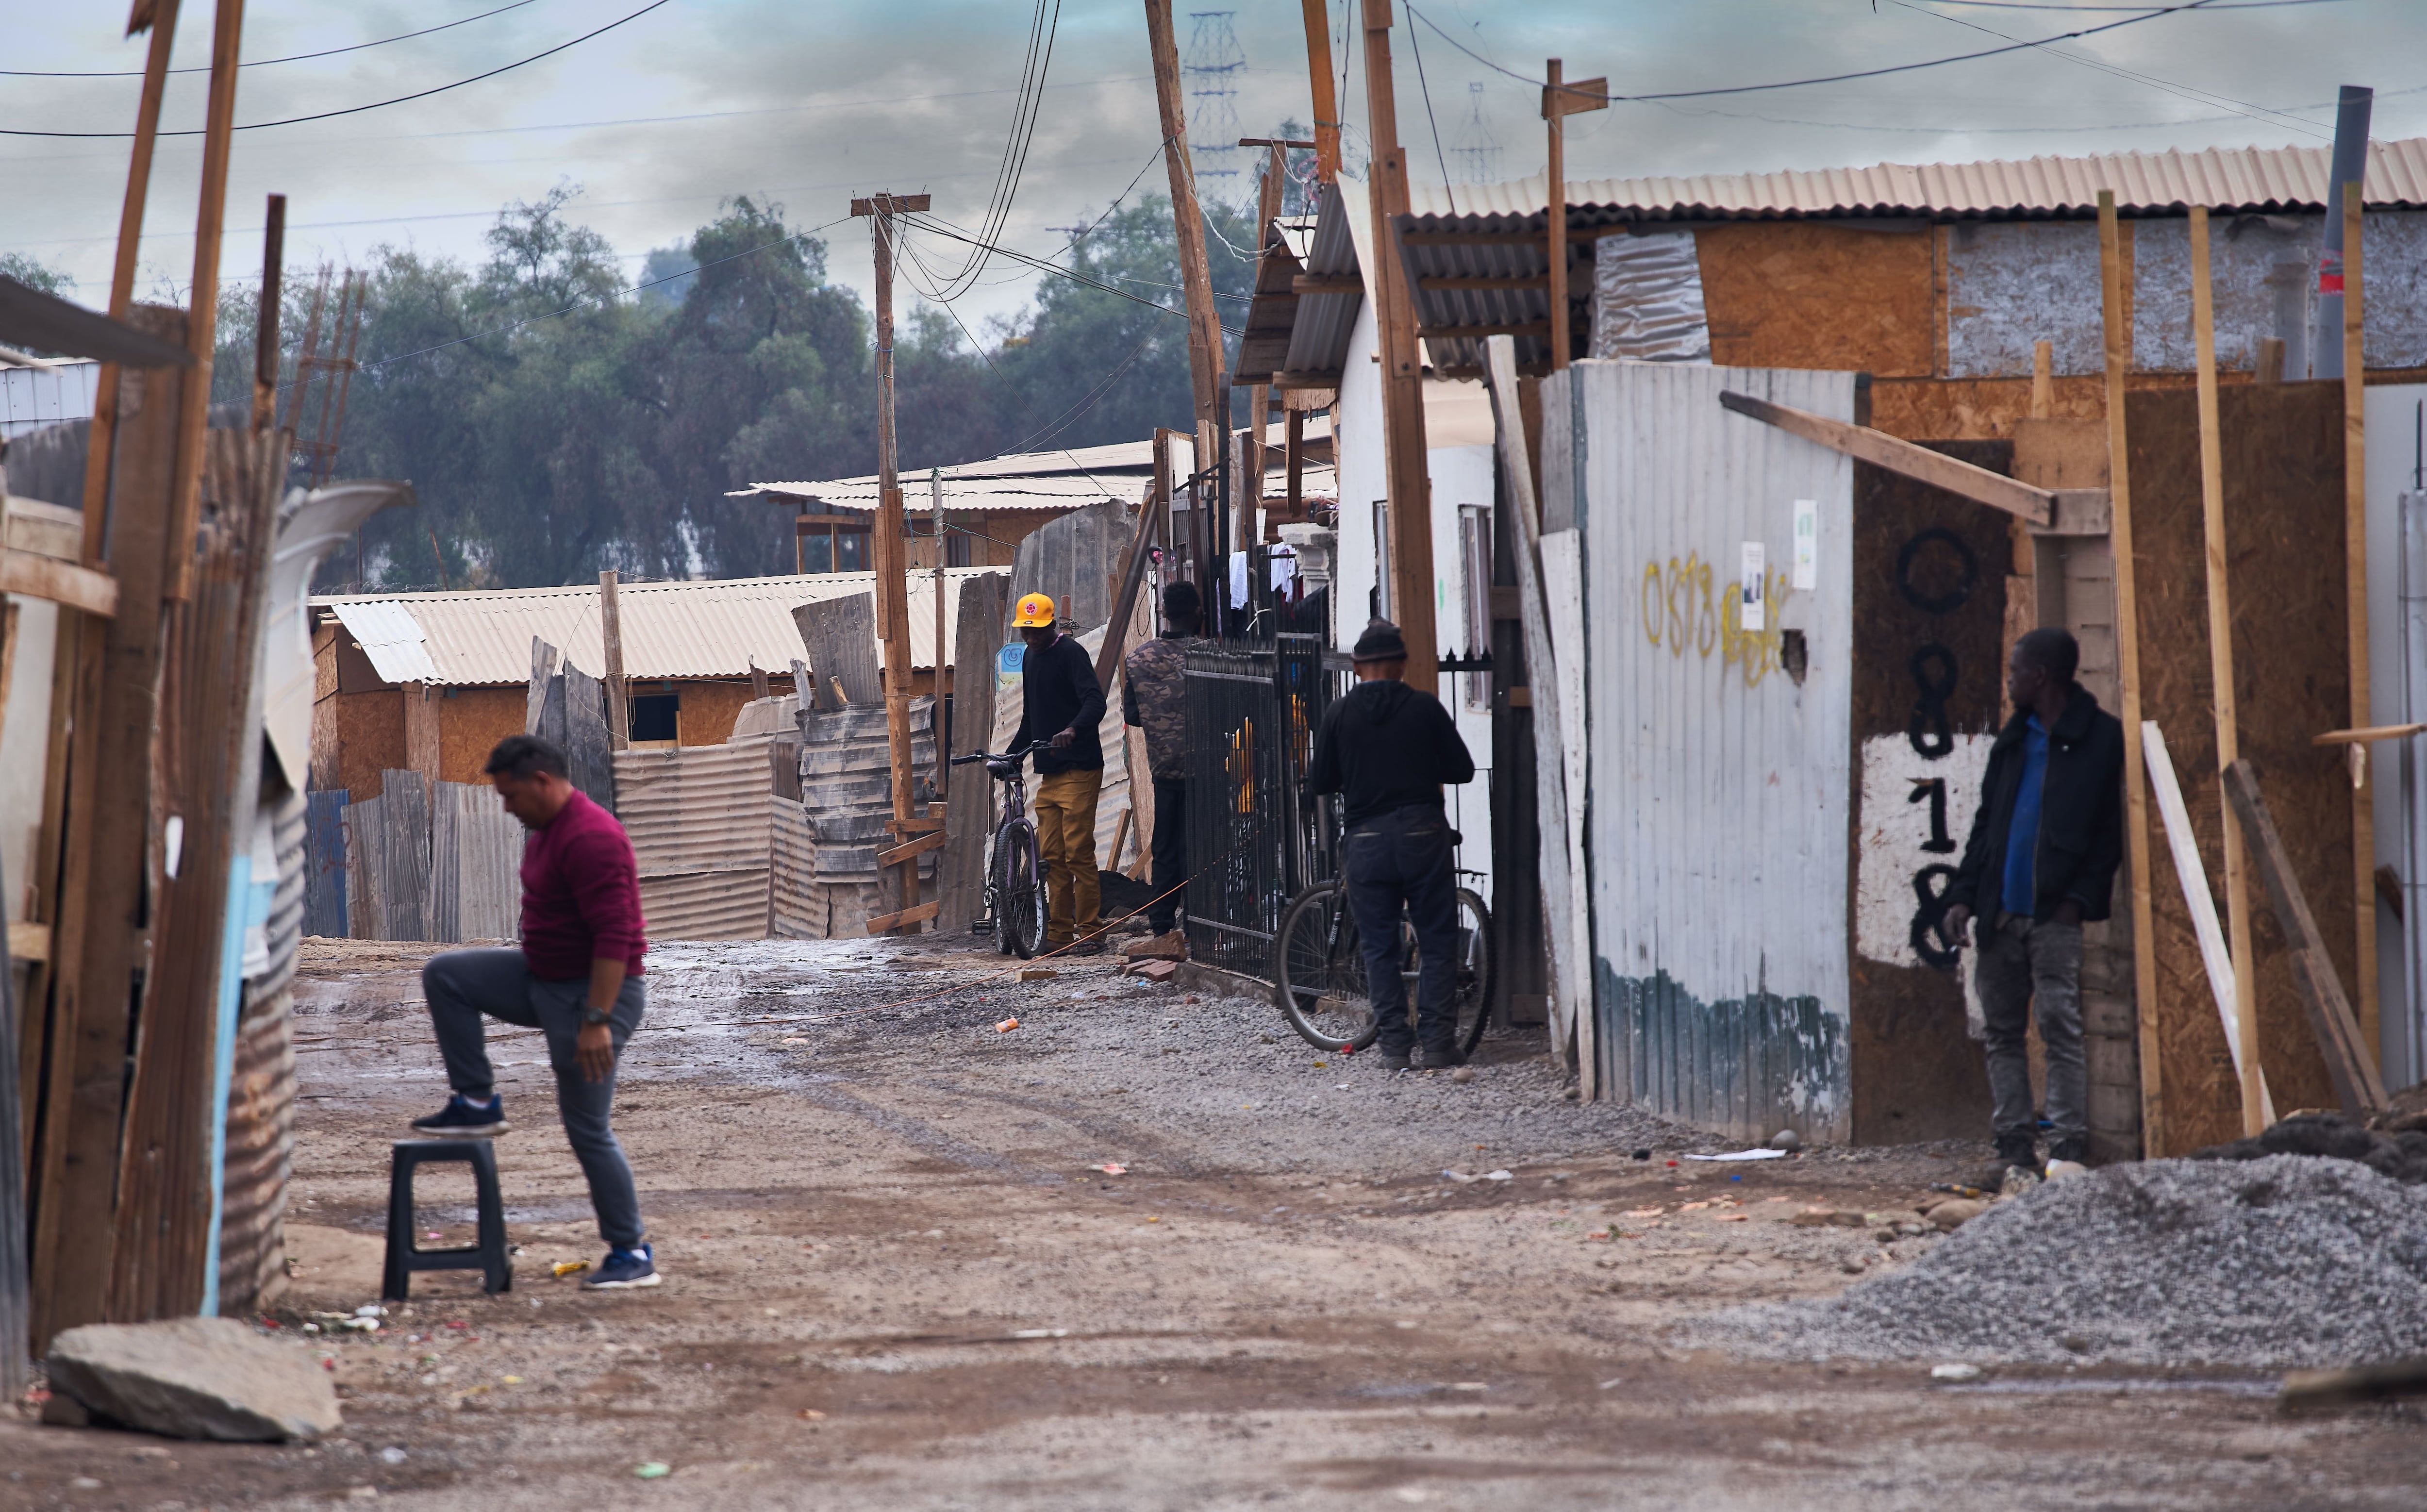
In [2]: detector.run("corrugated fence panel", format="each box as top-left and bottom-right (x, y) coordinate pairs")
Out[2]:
(379, 770), (433, 942)
(436, 781), (523, 942)
(770, 796), (823, 939)
(344, 794), (387, 941)
(614, 742), (776, 939)
(220, 787), (307, 1314)
(304, 789), (348, 938)
(1579, 359), (1858, 1144)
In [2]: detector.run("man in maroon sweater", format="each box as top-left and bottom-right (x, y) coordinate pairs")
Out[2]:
(413, 734), (657, 1288)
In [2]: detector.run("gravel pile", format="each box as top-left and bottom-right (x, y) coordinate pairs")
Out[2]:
(1683, 1155), (2427, 1367)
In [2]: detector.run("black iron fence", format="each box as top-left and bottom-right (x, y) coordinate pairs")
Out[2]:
(1181, 567), (1346, 980)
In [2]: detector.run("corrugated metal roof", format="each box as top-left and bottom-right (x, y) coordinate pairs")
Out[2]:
(318, 567), (1003, 686)
(745, 472), (1145, 512)
(1406, 136), (2427, 225)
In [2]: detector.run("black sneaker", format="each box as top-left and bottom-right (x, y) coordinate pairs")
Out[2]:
(1970, 1133), (2036, 1189)
(1374, 1048), (1412, 1071)
(1420, 1043), (1463, 1071)
(582, 1244), (661, 1290)
(2046, 1135), (2088, 1166)
(410, 1094), (508, 1138)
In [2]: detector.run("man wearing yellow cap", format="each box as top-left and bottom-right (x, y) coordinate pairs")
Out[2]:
(1010, 592), (1108, 953)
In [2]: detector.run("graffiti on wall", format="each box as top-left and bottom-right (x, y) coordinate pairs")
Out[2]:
(1640, 549), (1796, 689)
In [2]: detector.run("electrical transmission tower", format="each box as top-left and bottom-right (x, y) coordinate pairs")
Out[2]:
(1451, 82), (1503, 185)
(1184, 11), (1246, 204)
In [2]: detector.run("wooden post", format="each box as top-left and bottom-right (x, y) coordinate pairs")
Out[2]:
(931, 465), (948, 799)
(1145, 0), (1230, 442)
(2031, 338), (2053, 420)
(1540, 62), (1606, 372)
(2191, 206), (2267, 1139)
(166, 0), (247, 603)
(599, 570), (629, 751)
(1285, 408), (1305, 521)
(1362, 0), (1440, 692)
(2098, 190), (2165, 1156)
(77, 0), (182, 556)
(2344, 180), (2379, 1067)
(1245, 140), (1287, 537)
(2257, 337), (2287, 384)
(1298, 0), (1341, 183)
(852, 193), (932, 933)
(32, 308), (187, 1348)
(251, 194), (284, 435)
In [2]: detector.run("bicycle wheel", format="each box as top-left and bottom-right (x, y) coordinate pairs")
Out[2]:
(1274, 883), (1380, 1052)
(997, 822), (1046, 960)
(1450, 887), (1496, 1058)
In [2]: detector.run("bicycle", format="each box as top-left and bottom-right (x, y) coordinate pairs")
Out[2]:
(951, 745), (1047, 959)
(1272, 867), (1495, 1058)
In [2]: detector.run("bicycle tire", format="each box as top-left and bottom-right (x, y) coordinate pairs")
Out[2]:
(1273, 883), (1380, 1052)
(1450, 887), (1496, 1058)
(998, 823), (1046, 960)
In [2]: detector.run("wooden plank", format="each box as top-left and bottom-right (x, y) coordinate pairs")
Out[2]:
(2343, 181), (2379, 1069)
(2099, 190), (2165, 1158)
(162, 0), (245, 603)
(1297, 0), (1341, 182)
(2315, 722), (2427, 746)
(600, 570), (629, 752)
(794, 513), (873, 529)
(885, 816), (945, 835)
(0, 552), (118, 616)
(864, 900), (941, 934)
(2142, 721), (2276, 1124)
(2222, 758), (2391, 1117)
(2027, 490), (2112, 537)
(525, 637), (558, 735)
(848, 194), (930, 216)
(939, 573), (1009, 934)
(6, 922), (49, 963)
(875, 829), (948, 868)
(1271, 369), (1345, 390)
(1718, 390), (2056, 526)
(792, 594), (880, 709)
(2191, 205), (2267, 1140)
(1092, 489), (1162, 693)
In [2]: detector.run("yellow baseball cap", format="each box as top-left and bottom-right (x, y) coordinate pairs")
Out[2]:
(1012, 592), (1057, 628)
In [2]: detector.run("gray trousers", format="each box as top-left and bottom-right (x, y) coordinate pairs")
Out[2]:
(1973, 913), (2086, 1145)
(422, 947), (646, 1250)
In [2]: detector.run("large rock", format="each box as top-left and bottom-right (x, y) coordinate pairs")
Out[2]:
(45, 1318), (342, 1442)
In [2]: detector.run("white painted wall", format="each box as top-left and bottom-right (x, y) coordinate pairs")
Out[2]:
(2366, 382), (2427, 1090)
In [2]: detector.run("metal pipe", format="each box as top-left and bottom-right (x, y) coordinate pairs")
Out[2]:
(2313, 84), (2373, 380)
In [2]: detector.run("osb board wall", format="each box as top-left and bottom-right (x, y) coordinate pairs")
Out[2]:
(330, 689), (404, 805)
(435, 686), (526, 785)
(1695, 223), (1935, 379)
(310, 624), (341, 792)
(674, 681), (757, 746)
(2126, 381), (2349, 1152)
(1846, 446), (2009, 1144)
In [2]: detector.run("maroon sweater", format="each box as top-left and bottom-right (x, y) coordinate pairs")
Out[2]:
(519, 790), (647, 981)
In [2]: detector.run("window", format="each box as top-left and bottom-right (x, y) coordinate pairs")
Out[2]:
(629, 693), (679, 746)
(947, 525), (971, 568)
(1459, 505), (1494, 708)
(801, 532), (834, 575)
(1371, 500), (1392, 623)
(837, 530), (869, 573)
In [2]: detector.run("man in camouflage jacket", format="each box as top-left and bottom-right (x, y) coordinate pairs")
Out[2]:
(1122, 580), (1204, 944)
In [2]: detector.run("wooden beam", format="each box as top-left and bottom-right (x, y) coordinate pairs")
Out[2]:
(864, 900), (941, 935)
(6, 922), (49, 964)
(1542, 60), (1604, 372)
(2343, 180), (2380, 1069)
(2193, 204), (2265, 1139)
(2100, 189), (2165, 1158)
(1144, 0), (1229, 439)
(876, 830), (948, 869)
(795, 513), (873, 530)
(1362, 0), (1438, 694)
(0, 552), (118, 617)
(1717, 390), (2056, 527)
(854, 198), (924, 934)
(1271, 369), (1345, 390)
(599, 570), (629, 752)
(2222, 759), (2392, 1118)
(1093, 481), (1163, 694)
(1297, 0), (1341, 183)
(848, 194), (930, 216)
(163, 0), (245, 602)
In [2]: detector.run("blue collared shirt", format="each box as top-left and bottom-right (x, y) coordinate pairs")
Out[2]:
(2001, 715), (2049, 917)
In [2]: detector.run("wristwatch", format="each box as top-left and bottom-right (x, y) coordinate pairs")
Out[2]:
(582, 1006), (613, 1028)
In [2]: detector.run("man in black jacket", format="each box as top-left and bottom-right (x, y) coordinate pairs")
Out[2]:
(1010, 592), (1108, 953)
(1940, 628), (2125, 1177)
(1307, 619), (1477, 1070)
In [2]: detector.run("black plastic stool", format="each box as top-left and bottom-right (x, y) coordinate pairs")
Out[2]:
(381, 1139), (512, 1301)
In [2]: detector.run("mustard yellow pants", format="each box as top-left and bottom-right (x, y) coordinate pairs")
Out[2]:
(1031, 767), (1103, 945)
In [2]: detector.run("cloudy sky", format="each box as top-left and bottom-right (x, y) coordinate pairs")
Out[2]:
(2, 0), (2418, 332)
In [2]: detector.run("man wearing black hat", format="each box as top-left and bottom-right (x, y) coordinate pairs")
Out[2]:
(1306, 619), (1477, 1070)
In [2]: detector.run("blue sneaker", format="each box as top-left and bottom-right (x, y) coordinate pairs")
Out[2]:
(410, 1093), (508, 1138)
(583, 1245), (660, 1290)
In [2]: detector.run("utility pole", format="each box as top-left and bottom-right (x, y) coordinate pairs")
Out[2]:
(1360, 0), (1439, 693)
(166, 0), (247, 602)
(1542, 60), (1608, 371)
(251, 195), (284, 434)
(1298, 0), (1342, 183)
(1145, 0), (1231, 597)
(852, 192), (935, 936)
(931, 464), (948, 800)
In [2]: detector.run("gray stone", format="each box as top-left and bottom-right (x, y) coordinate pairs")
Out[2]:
(45, 1318), (342, 1442)
(1768, 1129), (1803, 1151)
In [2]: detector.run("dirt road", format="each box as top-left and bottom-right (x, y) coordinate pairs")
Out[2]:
(6, 935), (2420, 1509)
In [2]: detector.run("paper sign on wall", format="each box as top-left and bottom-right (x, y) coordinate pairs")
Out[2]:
(1792, 499), (1818, 591)
(1739, 541), (1766, 633)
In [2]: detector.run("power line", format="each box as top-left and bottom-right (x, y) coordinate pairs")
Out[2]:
(1401, 0), (2262, 104)
(1402, 0), (1458, 214)
(911, 0), (1064, 303)
(0, 0), (539, 78)
(0, 0), (676, 138)
(1649, 83), (2427, 135)
(900, 211), (1245, 334)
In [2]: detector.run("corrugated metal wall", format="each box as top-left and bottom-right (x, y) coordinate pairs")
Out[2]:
(217, 789), (304, 1316)
(431, 782), (523, 942)
(1568, 359), (1859, 1143)
(614, 742), (777, 939)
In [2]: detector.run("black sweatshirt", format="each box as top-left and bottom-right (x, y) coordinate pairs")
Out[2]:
(1012, 632), (1106, 775)
(1306, 678), (1475, 827)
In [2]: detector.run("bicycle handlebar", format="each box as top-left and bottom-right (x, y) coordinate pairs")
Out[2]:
(949, 743), (1044, 767)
